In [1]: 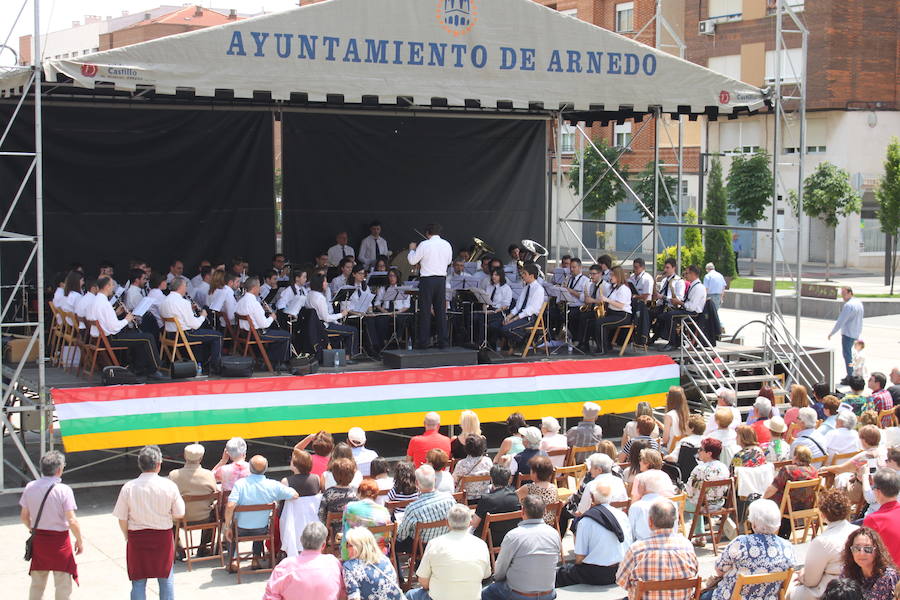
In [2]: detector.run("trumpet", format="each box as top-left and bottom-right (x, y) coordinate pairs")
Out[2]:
(470, 237), (495, 263)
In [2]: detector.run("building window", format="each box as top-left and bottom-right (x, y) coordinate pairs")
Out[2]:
(720, 120), (763, 155)
(765, 48), (804, 84)
(783, 118), (827, 155)
(860, 195), (885, 252)
(615, 2), (634, 33)
(560, 125), (575, 154)
(708, 0), (742, 19)
(614, 122), (632, 148)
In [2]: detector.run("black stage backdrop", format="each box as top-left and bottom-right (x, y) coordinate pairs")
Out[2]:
(0, 105), (274, 283)
(281, 113), (545, 264)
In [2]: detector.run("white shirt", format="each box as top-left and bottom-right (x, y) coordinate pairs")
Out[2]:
(415, 530), (491, 600)
(705, 406), (742, 434)
(577, 473), (629, 515)
(629, 271), (654, 298)
(87, 293), (128, 337)
(824, 427), (861, 456)
(74, 291), (96, 319)
(60, 292), (82, 325)
(351, 446), (379, 476)
(561, 273), (589, 307)
(123, 285), (144, 312)
(327, 243), (355, 266)
(159, 292), (205, 332)
(190, 273), (204, 292)
(235, 293), (273, 330)
(408, 235), (453, 277)
(207, 287), (237, 324)
(276, 285), (308, 311)
(309, 290), (342, 324)
(487, 283), (512, 310)
(607, 283), (633, 314)
(146, 288), (165, 327)
(505, 260), (520, 282)
(682, 280), (707, 314)
(330, 274), (350, 295)
(191, 281), (210, 308)
(358, 235), (390, 267)
(704, 270), (727, 295)
(375, 286), (411, 311)
(629, 493), (677, 541)
(52, 286), (65, 308)
(659, 274), (684, 307)
(511, 279), (546, 319)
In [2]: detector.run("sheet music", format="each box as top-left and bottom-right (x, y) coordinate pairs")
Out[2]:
(366, 271), (388, 282)
(551, 267), (568, 285)
(464, 262), (479, 275)
(132, 297), (155, 317)
(449, 274), (478, 291)
(540, 278), (562, 298)
(509, 281), (524, 299)
(348, 289), (375, 313)
(111, 286), (125, 302)
(469, 287), (494, 306)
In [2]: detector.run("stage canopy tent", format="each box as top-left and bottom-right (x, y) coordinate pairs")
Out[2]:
(3, 0), (765, 118)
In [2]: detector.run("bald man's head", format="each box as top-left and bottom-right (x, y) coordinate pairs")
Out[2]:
(249, 455), (268, 475)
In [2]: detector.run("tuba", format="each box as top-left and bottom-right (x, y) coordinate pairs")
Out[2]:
(470, 237), (494, 263)
(520, 239), (548, 263)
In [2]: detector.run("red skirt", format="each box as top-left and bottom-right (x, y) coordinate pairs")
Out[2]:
(30, 529), (78, 585)
(126, 529), (175, 581)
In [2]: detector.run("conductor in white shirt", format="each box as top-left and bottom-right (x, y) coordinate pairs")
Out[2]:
(494, 263), (546, 353)
(657, 265), (707, 351)
(234, 277), (292, 369)
(159, 277), (223, 372)
(358, 221), (390, 268)
(407, 223), (453, 349)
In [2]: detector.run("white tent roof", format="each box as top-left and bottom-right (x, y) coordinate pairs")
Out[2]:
(34, 0), (765, 114)
(0, 67), (33, 98)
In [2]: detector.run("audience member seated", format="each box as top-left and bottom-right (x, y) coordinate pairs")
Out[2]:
(618, 415), (661, 462)
(566, 402), (604, 463)
(342, 527), (403, 600)
(699, 499), (795, 600)
(450, 410), (485, 460)
(515, 456), (559, 527)
(341, 479), (391, 560)
(818, 396), (842, 436)
(225, 455), (298, 570)
(784, 384), (811, 427)
(664, 414), (706, 463)
(168, 443), (217, 559)
(731, 425), (768, 471)
(576, 453), (629, 518)
(746, 385), (781, 424)
(858, 410), (879, 429)
(318, 457), (358, 524)
(820, 579), (863, 600)
(622, 401), (663, 449)
(483, 496), (560, 600)
(407, 412), (452, 468)
(557, 484), (632, 587)
(840, 527), (899, 600)
(841, 377), (870, 416)
(369, 457), (393, 505)
(213, 437), (250, 492)
(538, 417), (569, 468)
(347, 427), (379, 477)
(622, 439), (651, 486)
(494, 413), (526, 465)
(704, 408), (738, 462)
(765, 417), (792, 462)
(823, 427), (890, 517)
(509, 427), (549, 476)
(790, 407), (828, 460)
(862, 469), (900, 565)
(471, 465), (520, 542)
(262, 522), (342, 600)
(685, 438), (729, 541)
(281, 449), (321, 500)
(616, 500), (699, 600)
(763, 445), (819, 538)
(825, 411), (861, 457)
(787, 488), (858, 600)
(663, 385), (689, 450)
(426, 449), (454, 494)
(630, 449), (675, 502)
(749, 397), (774, 444)
(386, 461), (418, 517)
(396, 465), (456, 553)
(596, 440), (625, 478)
(452, 436), (493, 501)
(324, 443), (364, 491)
(407, 504), (491, 600)
(705, 388), (741, 435)
(629, 469), (677, 541)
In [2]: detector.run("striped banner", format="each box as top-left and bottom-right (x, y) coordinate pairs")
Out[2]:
(51, 356), (679, 452)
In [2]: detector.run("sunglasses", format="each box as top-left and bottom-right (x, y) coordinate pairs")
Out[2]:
(851, 545), (876, 554)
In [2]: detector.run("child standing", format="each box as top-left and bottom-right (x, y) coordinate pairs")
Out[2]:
(850, 339), (867, 380)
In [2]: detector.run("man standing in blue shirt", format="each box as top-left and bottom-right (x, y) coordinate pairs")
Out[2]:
(828, 287), (864, 385)
(732, 233), (742, 275)
(704, 263), (727, 311)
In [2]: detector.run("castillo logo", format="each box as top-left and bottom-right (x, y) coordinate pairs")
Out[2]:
(81, 64), (98, 78)
(718, 90), (731, 104)
(437, 0), (477, 37)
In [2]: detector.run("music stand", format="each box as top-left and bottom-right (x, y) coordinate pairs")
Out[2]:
(551, 287), (586, 356)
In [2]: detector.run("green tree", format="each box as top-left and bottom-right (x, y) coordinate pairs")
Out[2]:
(876, 137), (900, 294)
(632, 161), (678, 221)
(727, 151), (773, 276)
(703, 159), (736, 276)
(657, 209), (705, 270)
(789, 161), (862, 281)
(567, 140), (629, 218)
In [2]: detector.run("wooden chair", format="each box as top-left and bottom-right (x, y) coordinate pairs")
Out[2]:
(385, 498), (414, 519)
(773, 459), (792, 471)
(879, 409), (899, 428)
(47, 302), (63, 365)
(159, 317), (202, 372)
(366, 522), (400, 583)
(730, 569), (794, 600)
(81, 319), (127, 378)
(324, 510), (344, 556)
(546, 447), (569, 467)
(452, 491), (466, 504)
(635, 576), (702, 600)
(566, 444), (599, 467)
(778, 478), (822, 544)
(480, 510), (523, 570)
(610, 499), (631, 513)
(809, 455), (829, 468)
(234, 313), (274, 373)
(828, 450), (860, 468)
(521, 301), (550, 358)
(229, 503), (277, 583)
(686, 477), (738, 555)
(514, 473), (535, 488)
(210, 310), (236, 352)
(59, 311), (81, 372)
(175, 493), (223, 571)
(612, 323), (636, 356)
(546, 501), (565, 561)
(457, 474), (492, 505)
(407, 519), (449, 587)
(554, 464), (587, 494)
(670, 492), (688, 537)
(668, 434), (686, 453)
(785, 422), (801, 444)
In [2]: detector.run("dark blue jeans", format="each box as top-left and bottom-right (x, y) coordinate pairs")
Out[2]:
(841, 334), (854, 379)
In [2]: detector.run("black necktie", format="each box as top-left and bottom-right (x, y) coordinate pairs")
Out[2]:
(592, 283), (599, 298)
(341, 245), (347, 258)
(684, 283), (691, 302)
(490, 287), (496, 302)
(521, 284), (531, 311)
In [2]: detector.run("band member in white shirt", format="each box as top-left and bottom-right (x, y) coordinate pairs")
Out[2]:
(87, 277), (163, 379)
(98, 261), (118, 290)
(505, 244), (522, 283)
(191, 266), (212, 308)
(160, 277), (224, 372)
(597, 254), (614, 295)
(272, 253), (290, 282)
(327, 231), (355, 267)
(189, 259), (211, 291)
(235, 277), (291, 368)
(650, 258), (685, 343)
(358, 221), (390, 268)
(59, 271), (84, 327)
(207, 272), (240, 330)
(330, 258), (355, 295)
(656, 264), (707, 351)
(472, 257), (492, 288)
(476, 267), (512, 345)
(591, 266), (633, 354)
(628, 257), (654, 302)
(75, 279), (99, 327)
(552, 257), (589, 335)
(308, 273), (358, 356)
(372, 268), (412, 351)
(480, 258), (503, 291)
(576, 264), (605, 352)
(259, 270), (279, 304)
(123, 269), (146, 312)
(141, 273), (166, 338)
(276, 270), (308, 321)
(165, 259), (184, 284)
(494, 263), (545, 352)
(408, 223), (454, 349)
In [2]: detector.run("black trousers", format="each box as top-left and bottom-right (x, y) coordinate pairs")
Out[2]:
(258, 328), (291, 363)
(184, 328), (223, 367)
(138, 315), (160, 338)
(325, 322), (359, 356)
(417, 276), (448, 348)
(555, 562), (618, 587)
(475, 311), (503, 346)
(110, 329), (161, 375)
(657, 309), (698, 346)
(574, 309), (597, 345)
(592, 310), (631, 353)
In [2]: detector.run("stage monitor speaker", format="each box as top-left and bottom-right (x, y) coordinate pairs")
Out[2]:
(220, 355), (254, 377)
(170, 361), (197, 379)
(322, 349), (346, 368)
(101, 366), (141, 386)
(382, 347), (478, 370)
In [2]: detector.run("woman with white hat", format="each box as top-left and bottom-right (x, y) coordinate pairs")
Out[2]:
(764, 416), (791, 462)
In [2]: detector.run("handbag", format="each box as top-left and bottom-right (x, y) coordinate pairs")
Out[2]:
(24, 483), (56, 561)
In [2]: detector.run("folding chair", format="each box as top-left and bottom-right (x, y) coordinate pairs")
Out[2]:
(452, 491), (466, 504)
(635, 576), (702, 600)
(546, 447), (569, 467)
(879, 409), (899, 428)
(174, 493), (223, 571)
(612, 323), (636, 356)
(686, 477), (738, 555)
(407, 519), (449, 588)
(546, 501), (565, 561)
(159, 317), (202, 373)
(324, 510), (344, 556)
(566, 444), (599, 467)
(730, 569), (794, 600)
(385, 498), (414, 520)
(480, 510), (523, 570)
(81, 319), (127, 378)
(59, 311), (81, 372)
(521, 301), (550, 358)
(457, 474), (492, 506)
(514, 473), (535, 488)
(610, 499), (631, 513)
(229, 503), (277, 583)
(554, 464), (587, 496)
(47, 302), (63, 365)
(670, 492), (688, 537)
(234, 313), (274, 373)
(366, 522), (400, 582)
(779, 478), (822, 544)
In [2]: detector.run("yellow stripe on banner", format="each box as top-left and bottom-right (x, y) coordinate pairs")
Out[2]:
(61, 393), (666, 452)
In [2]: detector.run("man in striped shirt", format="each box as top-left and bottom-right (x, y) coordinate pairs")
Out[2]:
(396, 465), (455, 552)
(616, 500), (698, 600)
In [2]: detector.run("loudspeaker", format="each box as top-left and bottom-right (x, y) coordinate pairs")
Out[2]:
(220, 355), (254, 377)
(101, 366), (141, 386)
(169, 361), (197, 379)
(291, 360), (319, 376)
(322, 349), (346, 367)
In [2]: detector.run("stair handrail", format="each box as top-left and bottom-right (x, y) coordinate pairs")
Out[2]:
(679, 315), (737, 411)
(764, 311), (825, 391)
